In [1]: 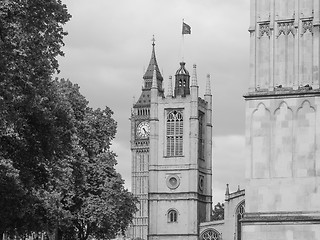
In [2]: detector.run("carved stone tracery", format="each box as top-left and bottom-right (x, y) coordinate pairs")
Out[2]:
(259, 23), (271, 38)
(277, 22), (295, 37)
(287, 22), (295, 36)
(302, 20), (313, 35)
(278, 22), (286, 37)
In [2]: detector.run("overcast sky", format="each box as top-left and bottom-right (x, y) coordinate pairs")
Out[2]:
(58, 0), (250, 204)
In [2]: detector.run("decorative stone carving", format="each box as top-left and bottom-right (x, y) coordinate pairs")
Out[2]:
(166, 174), (180, 190)
(259, 23), (271, 38)
(287, 22), (295, 36)
(301, 20), (313, 35)
(277, 22), (295, 38)
(200, 229), (220, 240)
(278, 22), (286, 37)
(199, 175), (204, 191)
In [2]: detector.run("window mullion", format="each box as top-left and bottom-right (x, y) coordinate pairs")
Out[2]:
(166, 110), (183, 157)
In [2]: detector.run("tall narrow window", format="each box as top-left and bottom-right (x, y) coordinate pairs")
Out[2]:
(166, 110), (183, 156)
(198, 111), (205, 159)
(236, 201), (245, 240)
(167, 209), (178, 223)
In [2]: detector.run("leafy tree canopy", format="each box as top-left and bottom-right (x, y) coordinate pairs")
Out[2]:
(211, 202), (224, 221)
(55, 79), (137, 240)
(0, 1), (137, 239)
(0, 0), (72, 235)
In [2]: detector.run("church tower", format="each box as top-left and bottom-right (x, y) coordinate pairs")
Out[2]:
(130, 40), (164, 240)
(148, 61), (213, 240)
(243, 0), (320, 239)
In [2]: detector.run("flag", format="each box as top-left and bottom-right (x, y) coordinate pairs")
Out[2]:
(182, 22), (191, 34)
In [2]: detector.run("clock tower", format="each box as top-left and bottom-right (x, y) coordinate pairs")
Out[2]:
(130, 40), (164, 240)
(130, 39), (212, 240)
(148, 61), (213, 240)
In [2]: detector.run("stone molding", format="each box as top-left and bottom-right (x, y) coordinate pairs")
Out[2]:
(244, 88), (320, 99)
(149, 192), (212, 203)
(149, 233), (198, 237)
(131, 173), (148, 177)
(149, 164), (200, 171)
(242, 211), (320, 223)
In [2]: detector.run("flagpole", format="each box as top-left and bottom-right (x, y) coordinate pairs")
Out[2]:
(181, 19), (191, 62)
(181, 18), (185, 62)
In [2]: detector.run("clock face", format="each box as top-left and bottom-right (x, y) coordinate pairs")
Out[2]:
(137, 121), (150, 138)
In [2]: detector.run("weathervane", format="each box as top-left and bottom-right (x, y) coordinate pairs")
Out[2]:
(152, 35), (155, 46)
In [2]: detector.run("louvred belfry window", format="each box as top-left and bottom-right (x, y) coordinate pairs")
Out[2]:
(166, 110), (183, 156)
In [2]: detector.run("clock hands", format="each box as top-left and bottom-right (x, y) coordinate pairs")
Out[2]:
(137, 122), (150, 138)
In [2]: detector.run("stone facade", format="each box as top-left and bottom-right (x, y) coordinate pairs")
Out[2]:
(243, 0), (320, 239)
(199, 187), (245, 240)
(130, 1), (320, 239)
(148, 62), (213, 240)
(130, 43), (213, 240)
(129, 42), (164, 240)
(248, 0), (320, 92)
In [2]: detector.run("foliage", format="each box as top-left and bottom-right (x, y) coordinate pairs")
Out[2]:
(0, 0), (71, 76)
(0, 0), (72, 236)
(56, 79), (138, 240)
(0, 1), (137, 239)
(211, 202), (224, 221)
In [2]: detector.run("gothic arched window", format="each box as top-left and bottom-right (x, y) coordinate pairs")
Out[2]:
(166, 110), (183, 156)
(200, 229), (221, 240)
(167, 209), (178, 223)
(198, 111), (205, 159)
(235, 201), (245, 240)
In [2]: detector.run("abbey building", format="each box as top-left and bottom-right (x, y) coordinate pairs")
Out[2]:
(129, 0), (320, 239)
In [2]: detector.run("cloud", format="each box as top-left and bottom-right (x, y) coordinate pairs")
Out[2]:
(58, 0), (249, 205)
(111, 140), (132, 191)
(59, 0), (250, 137)
(212, 135), (246, 203)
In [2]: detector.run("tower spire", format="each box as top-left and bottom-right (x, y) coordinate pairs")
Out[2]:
(205, 74), (212, 95)
(152, 34), (155, 47)
(167, 76), (173, 97)
(191, 64), (198, 87)
(225, 183), (230, 196)
(143, 36), (163, 90)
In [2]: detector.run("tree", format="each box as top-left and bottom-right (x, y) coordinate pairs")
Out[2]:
(0, 0), (72, 236)
(55, 79), (138, 240)
(211, 202), (224, 221)
(0, 0), (71, 76)
(0, 1), (137, 238)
